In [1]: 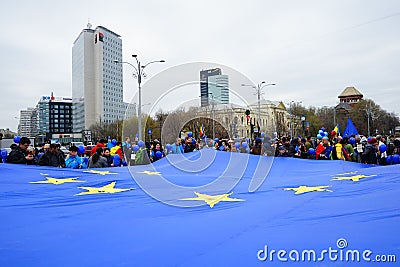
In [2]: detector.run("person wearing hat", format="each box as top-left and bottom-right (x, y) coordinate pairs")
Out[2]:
(361, 137), (378, 164)
(65, 145), (87, 169)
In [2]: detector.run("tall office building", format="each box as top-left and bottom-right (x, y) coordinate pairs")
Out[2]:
(72, 24), (123, 132)
(37, 95), (73, 134)
(49, 100), (73, 135)
(37, 96), (50, 137)
(18, 108), (38, 138)
(36, 94), (73, 141)
(123, 102), (137, 119)
(208, 75), (229, 104)
(200, 68), (222, 107)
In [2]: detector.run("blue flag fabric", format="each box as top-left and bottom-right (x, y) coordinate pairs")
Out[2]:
(0, 151), (399, 266)
(343, 117), (359, 137)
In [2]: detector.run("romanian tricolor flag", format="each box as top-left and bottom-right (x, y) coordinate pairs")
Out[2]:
(199, 124), (205, 137)
(333, 124), (340, 136)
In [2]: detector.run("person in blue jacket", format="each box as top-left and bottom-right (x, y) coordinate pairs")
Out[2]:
(65, 146), (87, 169)
(170, 138), (184, 154)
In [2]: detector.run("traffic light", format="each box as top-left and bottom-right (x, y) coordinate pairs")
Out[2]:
(245, 110), (251, 125)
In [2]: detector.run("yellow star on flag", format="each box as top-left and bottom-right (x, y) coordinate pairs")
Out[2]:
(84, 170), (118, 175)
(331, 174), (376, 182)
(180, 192), (244, 208)
(30, 177), (85, 185)
(75, 181), (134, 196)
(335, 171), (358, 176)
(283, 185), (332, 195)
(137, 170), (161, 175)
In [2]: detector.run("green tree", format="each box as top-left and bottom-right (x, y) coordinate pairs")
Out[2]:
(350, 99), (399, 136)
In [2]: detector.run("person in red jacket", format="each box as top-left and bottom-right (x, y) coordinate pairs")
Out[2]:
(91, 139), (107, 156)
(316, 137), (330, 160)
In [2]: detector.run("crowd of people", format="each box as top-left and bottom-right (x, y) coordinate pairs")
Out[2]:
(1, 137), (124, 169)
(2, 131), (400, 169)
(162, 131), (400, 166)
(270, 134), (400, 165)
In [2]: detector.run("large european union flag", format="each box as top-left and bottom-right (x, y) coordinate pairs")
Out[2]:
(0, 150), (399, 266)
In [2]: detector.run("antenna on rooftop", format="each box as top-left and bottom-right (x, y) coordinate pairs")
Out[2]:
(87, 18), (92, 29)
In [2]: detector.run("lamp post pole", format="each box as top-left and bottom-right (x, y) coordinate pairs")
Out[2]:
(289, 101), (302, 139)
(289, 101), (293, 140)
(208, 92), (216, 139)
(241, 82), (276, 136)
(366, 102), (371, 136)
(114, 55), (165, 141)
(334, 106), (336, 126)
(257, 82), (263, 134)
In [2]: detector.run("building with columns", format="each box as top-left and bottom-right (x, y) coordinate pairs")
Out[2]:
(195, 100), (288, 139)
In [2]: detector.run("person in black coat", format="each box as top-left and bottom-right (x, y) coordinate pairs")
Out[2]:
(362, 138), (378, 164)
(6, 137), (35, 164)
(38, 143), (66, 167)
(184, 137), (196, 153)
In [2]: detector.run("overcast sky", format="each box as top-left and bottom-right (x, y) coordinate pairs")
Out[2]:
(1, 0), (399, 132)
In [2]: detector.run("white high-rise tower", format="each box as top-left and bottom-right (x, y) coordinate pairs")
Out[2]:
(72, 25), (123, 132)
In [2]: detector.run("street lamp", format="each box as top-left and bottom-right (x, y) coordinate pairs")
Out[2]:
(241, 82), (276, 136)
(366, 102), (372, 137)
(114, 55), (165, 141)
(288, 101), (302, 140)
(200, 92), (220, 139)
(208, 92), (219, 139)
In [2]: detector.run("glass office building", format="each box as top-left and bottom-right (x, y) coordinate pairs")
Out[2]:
(200, 68), (222, 107)
(208, 74), (229, 104)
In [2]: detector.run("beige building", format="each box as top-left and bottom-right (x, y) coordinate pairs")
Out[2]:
(198, 100), (288, 139)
